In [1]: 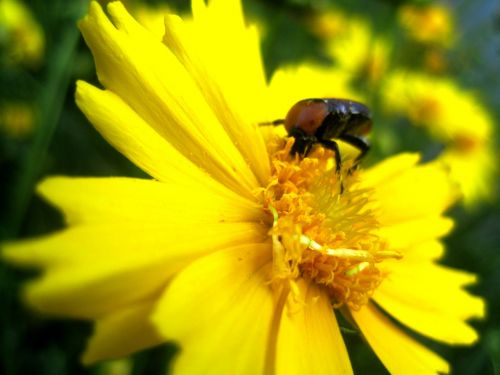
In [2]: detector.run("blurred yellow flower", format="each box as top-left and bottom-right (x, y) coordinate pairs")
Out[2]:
(312, 10), (391, 84)
(100, 358), (132, 375)
(0, 0), (44, 66)
(422, 47), (449, 74)
(0, 101), (36, 138)
(309, 9), (348, 38)
(398, 3), (454, 47)
(440, 143), (496, 207)
(330, 19), (390, 83)
(3, 1), (484, 374)
(382, 71), (496, 204)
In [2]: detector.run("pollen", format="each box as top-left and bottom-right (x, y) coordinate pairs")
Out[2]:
(262, 138), (402, 310)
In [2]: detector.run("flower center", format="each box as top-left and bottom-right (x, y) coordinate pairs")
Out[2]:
(261, 138), (401, 310)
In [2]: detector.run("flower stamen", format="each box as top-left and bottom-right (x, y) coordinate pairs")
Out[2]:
(263, 141), (402, 309)
(300, 233), (401, 261)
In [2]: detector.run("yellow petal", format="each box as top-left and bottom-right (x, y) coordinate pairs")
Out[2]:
(275, 279), (352, 375)
(369, 160), (458, 225)
(362, 153), (421, 187)
(75, 81), (220, 188)
(134, 4), (171, 40)
(79, 2), (259, 196)
(374, 260), (485, 344)
(189, 0), (267, 118)
(389, 239), (445, 262)
(377, 216), (454, 250)
(152, 243), (274, 375)
(35, 176), (264, 226)
(3, 221), (266, 319)
(352, 303), (449, 374)
(82, 300), (163, 364)
(163, 3), (271, 187)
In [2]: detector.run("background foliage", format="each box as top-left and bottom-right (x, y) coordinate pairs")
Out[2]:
(1, 0), (499, 374)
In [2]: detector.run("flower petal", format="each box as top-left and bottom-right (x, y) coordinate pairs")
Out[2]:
(352, 303), (449, 374)
(163, 2), (271, 186)
(189, 0), (268, 124)
(377, 216), (454, 250)
(2, 221), (266, 319)
(374, 256), (485, 344)
(275, 279), (352, 375)
(79, 2), (259, 196)
(82, 300), (163, 364)
(388, 239), (445, 262)
(152, 243), (274, 375)
(35, 176), (264, 226)
(368, 159), (458, 225)
(362, 153), (421, 187)
(75, 81), (222, 188)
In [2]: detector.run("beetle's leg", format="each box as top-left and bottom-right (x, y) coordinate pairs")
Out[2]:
(288, 128), (317, 156)
(320, 139), (344, 194)
(319, 139), (342, 173)
(338, 134), (370, 164)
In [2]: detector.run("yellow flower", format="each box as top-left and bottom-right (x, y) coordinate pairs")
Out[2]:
(309, 9), (348, 38)
(382, 71), (497, 205)
(398, 4), (454, 47)
(0, 101), (36, 138)
(440, 144), (496, 207)
(3, 1), (484, 374)
(0, 0), (45, 66)
(422, 47), (449, 74)
(314, 11), (391, 84)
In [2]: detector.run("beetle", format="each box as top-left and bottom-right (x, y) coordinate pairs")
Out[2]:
(269, 98), (372, 172)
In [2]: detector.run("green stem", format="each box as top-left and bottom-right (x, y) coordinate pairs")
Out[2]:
(7, 2), (87, 238)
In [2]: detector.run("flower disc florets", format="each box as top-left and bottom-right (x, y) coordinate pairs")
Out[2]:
(262, 139), (401, 310)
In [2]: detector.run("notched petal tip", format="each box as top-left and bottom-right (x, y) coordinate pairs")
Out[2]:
(78, 1), (105, 31)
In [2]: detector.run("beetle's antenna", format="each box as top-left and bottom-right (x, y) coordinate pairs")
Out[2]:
(259, 119), (285, 126)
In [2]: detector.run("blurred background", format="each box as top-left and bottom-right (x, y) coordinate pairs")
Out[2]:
(1, 0), (499, 373)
